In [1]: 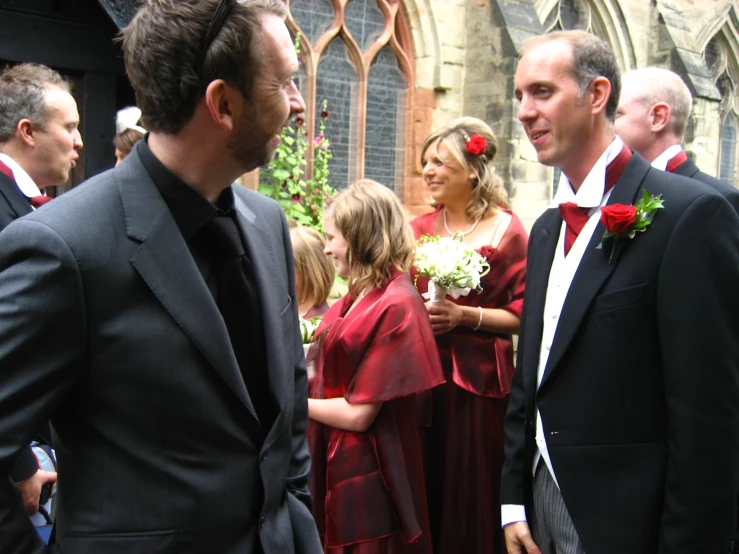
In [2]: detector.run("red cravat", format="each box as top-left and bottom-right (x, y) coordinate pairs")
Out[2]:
(0, 160), (14, 181)
(558, 145), (632, 256)
(665, 150), (688, 173)
(0, 160), (52, 209)
(29, 195), (52, 209)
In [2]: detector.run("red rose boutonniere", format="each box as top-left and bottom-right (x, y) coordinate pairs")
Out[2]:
(597, 189), (665, 262)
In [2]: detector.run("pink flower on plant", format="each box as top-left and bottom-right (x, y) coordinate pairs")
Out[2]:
(313, 133), (324, 147)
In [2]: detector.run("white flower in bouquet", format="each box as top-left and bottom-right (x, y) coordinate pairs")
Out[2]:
(414, 234), (490, 305)
(300, 316), (322, 344)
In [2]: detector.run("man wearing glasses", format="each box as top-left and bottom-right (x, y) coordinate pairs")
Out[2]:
(0, 1), (320, 553)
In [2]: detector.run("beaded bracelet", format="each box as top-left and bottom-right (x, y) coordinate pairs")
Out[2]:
(473, 306), (483, 331)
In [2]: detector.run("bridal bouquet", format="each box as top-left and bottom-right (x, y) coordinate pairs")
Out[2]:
(414, 234), (490, 305)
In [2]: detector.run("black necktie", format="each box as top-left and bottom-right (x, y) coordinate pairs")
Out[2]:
(199, 212), (273, 431)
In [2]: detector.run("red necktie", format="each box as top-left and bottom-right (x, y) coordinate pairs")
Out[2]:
(0, 160), (14, 181)
(29, 195), (52, 209)
(558, 145), (632, 256)
(0, 160), (52, 209)
(665, 150), (688, 173)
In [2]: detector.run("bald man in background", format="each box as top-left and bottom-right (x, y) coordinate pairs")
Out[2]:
(615, 66), (739, 212)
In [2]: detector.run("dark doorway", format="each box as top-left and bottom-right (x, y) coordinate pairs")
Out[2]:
(0, 0), (136, 193)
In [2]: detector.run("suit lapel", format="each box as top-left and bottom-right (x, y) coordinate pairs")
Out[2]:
(118, 152), (260, 424)
(0, 171), (33, 220)
(233, 194), (288, 417)
(521, 209), (560, 386)
(540, 154), (651, 388)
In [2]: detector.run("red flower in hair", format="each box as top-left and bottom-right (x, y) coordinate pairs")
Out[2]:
(466, 134), (487, 156)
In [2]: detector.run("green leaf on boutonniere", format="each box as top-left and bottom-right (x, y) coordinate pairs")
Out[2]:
(597, 190), (664, 263)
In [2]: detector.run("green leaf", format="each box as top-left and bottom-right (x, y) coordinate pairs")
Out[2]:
(272, 169), (290, 181)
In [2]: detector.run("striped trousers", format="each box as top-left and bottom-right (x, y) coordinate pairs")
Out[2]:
(530, 462), (587, 554)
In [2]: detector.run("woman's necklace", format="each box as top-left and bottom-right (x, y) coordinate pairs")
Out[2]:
(443, 206), (483, 237)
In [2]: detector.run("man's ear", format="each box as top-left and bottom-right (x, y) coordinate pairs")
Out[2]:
(204, 79), (237, 132)
(649, 102), (671, 133)
(589, 76), (611, 116)
(16, 119), (36, 147)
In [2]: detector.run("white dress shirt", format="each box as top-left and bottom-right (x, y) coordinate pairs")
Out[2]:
(0, 153), (44, 204)
(650, 144), (683, 171)
(501, 138), (625, 527)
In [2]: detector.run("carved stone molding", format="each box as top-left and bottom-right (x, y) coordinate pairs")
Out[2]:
(96, 0), (137, 29)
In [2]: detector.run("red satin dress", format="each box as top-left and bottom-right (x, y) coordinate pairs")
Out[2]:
(410, 206), (528, 554)
(308, 271), (444, 554)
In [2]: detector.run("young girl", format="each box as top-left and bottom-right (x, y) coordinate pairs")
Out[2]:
(290, 225), (334, 319)
(307, 180), (444, 554)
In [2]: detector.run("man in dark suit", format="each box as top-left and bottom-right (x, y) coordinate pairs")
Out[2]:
(616, 66), (739, 212)
(0, 1), (322, 553)
(0, 62), (83, 518)
(617, 66), (739, 554)
(501, 30), (739, 554)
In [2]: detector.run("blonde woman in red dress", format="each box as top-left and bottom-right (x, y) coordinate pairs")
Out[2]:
(410, 116), (528, 554)
(307, 180), (444, 553)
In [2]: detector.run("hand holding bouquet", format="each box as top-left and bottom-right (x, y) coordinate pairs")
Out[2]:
(413, 234), (490, 305)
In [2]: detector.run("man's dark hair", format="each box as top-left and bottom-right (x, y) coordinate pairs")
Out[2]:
(0, 63), (72, 144)
(121, 0), (287, 135)
(521, 30), (621, 122)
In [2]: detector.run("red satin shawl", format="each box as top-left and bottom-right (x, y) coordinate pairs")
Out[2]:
(308, 271), (443, 550)
(410, 206), (528, 397)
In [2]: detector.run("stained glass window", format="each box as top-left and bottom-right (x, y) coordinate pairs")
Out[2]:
(317, 38), (359, 190)
(264, 0), (414, 193)
(720, 115), (736, 186)
(290, 0), (334, 46)
(365, 46), (407, 189)
(345, 0), (386, 52)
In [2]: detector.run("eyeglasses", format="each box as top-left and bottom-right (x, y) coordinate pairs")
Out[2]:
(195, 0), (248, 77)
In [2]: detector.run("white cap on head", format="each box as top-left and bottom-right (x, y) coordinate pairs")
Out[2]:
(115, 106), (147, 135)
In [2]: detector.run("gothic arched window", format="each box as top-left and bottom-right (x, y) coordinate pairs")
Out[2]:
(705, 35), (739, 188)
(720, 114), (737, 185)
(281, 0), (414, 192)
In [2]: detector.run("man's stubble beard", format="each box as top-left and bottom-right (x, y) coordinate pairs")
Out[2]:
(226, 105), (278, 173)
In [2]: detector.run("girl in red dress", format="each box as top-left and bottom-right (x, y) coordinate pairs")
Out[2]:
(410, 117), (528, 554)
(307, 180), (444, 554)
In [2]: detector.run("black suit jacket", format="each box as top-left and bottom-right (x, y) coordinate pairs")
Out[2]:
(674, 157), (739, 214)
(0, 169), (33, 231)
(501, 153), (739, 554)
(0, 144), (322, 554)
(0, 169), (48, 486)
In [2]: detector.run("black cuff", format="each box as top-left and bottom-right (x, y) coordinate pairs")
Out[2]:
(10, 445), (38, 483)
